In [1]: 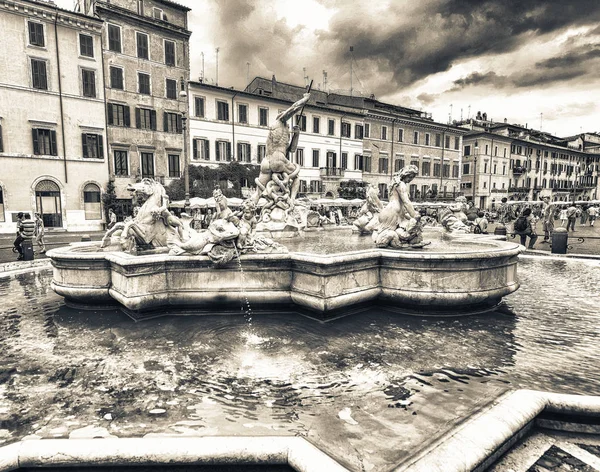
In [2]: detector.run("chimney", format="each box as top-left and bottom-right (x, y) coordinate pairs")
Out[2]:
(271, 75), (276, 93)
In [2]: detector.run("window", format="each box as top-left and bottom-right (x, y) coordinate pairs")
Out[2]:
(164, 40), (175, 66)
(312, 117), (320, 134)
(138, 72), (150, 95)
(28, 22), (44, 47)
(435, 133), (441, 147)
(422, 162), (430, 176)
(79, 34), (93, 57)
(193, 138), (210, 160)
(82, 69), (96, 97)
(135, 108), (156, 130)
(296, 148), (304, 166)
(364, 155), (372, 172)
(166, 79), (177, 99)
(168, 154), (180, 177)
(364, 123), (370, 138)
(153, 7), (163, 19)
(31, 59), (47, 90)
(445, 135), (451, 149)
(163, 112), (182, 133)
(296, 115), (306, 132)
(355, 154), (363, 170)
(443, 164), (450, 178)
(110, 66), (124, 89)
(312, 149), (320, 168)
(433, 162), (441, 177)
(453, 164), (459, 178)
(381, 126), (387, 140)
(379, 183), (388, 200)
(410, 159), (419, 167)
(464, 145), (471, 156)
(454, 137), (460, 150)
(216, 141), (231, 161)
(114, 150), (128, 175)
(395, 158), (405, 172)
(259, 108), (268, 126)
(83, 183), (101, 220)
(341, 152), (348, 170)
(463, 163), (470, 174)
(137, 0), (144, 15)
(355, 124), (363, 139)
(136, 32), (149, 59)
(32, 128), (57, 155)
(342, 122), (351, 138)
(81, 133), (103, 158)
(378, 157), (389, 174)
(413, 131), (419, 144)
(108, 24), (121, 53)
(328, 119), (335, 136)
(484, 162), (488, 173)
(195, 97), (205, 117)
(141, 152), (154, 178)
(217, 101), (229, 121)
(425, 133), (430, 146)
(107, 103), (130, 127)
(258, 144), (266, 163)
(238, 104), (248, 124)
(237, 143), (251, 162)
(398, 128), (404, 142)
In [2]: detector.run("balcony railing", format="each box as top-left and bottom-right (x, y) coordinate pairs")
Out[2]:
(512, 166), (526, 175)
(319, 167), (345, 178)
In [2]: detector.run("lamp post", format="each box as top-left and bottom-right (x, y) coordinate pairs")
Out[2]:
(473, 144), (479, 203)
(179, 77), (189, 211)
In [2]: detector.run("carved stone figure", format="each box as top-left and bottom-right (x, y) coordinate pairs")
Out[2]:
(353, 183), (384, 234)
(252, 93), (310, 231)
(372, 165), (429, 249)
(439, 196), (472, 233)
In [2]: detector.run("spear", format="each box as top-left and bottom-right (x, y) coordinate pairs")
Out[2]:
(287, 80), (313, 157)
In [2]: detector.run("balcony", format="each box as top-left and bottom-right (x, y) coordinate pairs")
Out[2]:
(319, 167), (345, 179)
(512, 166), (526, 175)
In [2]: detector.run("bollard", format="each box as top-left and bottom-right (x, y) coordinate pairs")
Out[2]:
(81, 234), (91, 242)
(551, 227), (568, 254)
(22, 239), (35, 261)
(494, 225), (507, 236)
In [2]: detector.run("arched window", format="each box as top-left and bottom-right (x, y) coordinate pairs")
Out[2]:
(36, 180), (62, 227)
(83, 183), (102, 220)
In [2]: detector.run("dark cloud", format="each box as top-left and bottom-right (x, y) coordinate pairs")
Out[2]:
(416, 93), (438, 105)
(536, 44), (600, 69)
(452, 71), (509, 90)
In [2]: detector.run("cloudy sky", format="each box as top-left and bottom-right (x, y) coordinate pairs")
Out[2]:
(60, 0), (600, 137)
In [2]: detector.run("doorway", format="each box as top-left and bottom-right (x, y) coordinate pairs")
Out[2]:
(35, 180), (62, 228)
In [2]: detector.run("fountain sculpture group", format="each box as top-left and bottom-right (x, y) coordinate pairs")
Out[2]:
(48, 91), (523, 319)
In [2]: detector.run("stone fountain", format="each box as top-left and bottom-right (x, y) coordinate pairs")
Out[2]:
(48, 92), (522, 319)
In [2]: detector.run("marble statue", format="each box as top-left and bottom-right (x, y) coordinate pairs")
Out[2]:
(372, 165), (429, 249)
(252, 93), (311, 231)
(439, 196), (472, 233)
(353, 183), (384, 234)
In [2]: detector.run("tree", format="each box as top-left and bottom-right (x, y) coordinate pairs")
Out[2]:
(102, 179), (117, 220)
(337, 180), (368, 199)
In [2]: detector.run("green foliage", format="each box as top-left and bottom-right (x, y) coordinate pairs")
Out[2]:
(166, 162), (260, 201)
(101, 179), (117, 220)
(337, 180), (368, 199)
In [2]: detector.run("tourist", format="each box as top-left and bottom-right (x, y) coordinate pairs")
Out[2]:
(473, 211), (489, 234)
(580, 205), (588, 226)
(566, 205), (577, 231)
(513, 208), (538, 249)
(107, 209), (117, 230)
(541, 197), (554, 244)
(13, 212), (25, 260)
(559, 206), (568, 227)
(466, 202), (479, 221)
(497, 197), (511, 225)
(589, 205), (597, 226)
(203, 209), (213, 228)
(34, 212), (46, 254)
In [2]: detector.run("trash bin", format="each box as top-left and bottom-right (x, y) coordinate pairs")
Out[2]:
(551, 227), (568, 254)
(22, 239), (35, 261)
(494, 225), (507, 236)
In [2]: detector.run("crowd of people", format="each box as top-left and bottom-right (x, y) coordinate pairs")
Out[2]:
(13, 212), (46, 260)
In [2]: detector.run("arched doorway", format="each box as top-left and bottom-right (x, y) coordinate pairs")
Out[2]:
(36, 180), (62, 228)
(83, 183), (102, 220)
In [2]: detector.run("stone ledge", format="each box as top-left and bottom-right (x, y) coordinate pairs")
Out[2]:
(0, 259), (51, 275)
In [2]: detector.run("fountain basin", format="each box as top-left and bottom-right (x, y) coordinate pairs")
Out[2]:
(48, 236), (523, 318)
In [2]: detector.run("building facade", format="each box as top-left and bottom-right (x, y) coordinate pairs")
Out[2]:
(460, 118), (600, 208)
(0, 0), (108, 233)
(93, 0), (191, 216)
(188, 80), (364, 199)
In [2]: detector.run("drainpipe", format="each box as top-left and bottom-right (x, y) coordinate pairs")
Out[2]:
(339, 114), (347, 175)
(54, 7), (68, 183)
(99, 21), (110, 180)
(231, 91), (238, 162)
(487, 135), (494, 209)
(390, 118), (396, 178)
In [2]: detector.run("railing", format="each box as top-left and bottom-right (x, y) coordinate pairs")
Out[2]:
(319, 167), (345, 178)
(512, 166), (526, 175)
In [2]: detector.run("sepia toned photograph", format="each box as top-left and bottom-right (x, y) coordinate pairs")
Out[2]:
(0, 1), (599, 471)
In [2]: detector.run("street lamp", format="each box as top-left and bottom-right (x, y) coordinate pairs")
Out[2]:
(179, 77), (189, 211)
(473, 143), (479, 203)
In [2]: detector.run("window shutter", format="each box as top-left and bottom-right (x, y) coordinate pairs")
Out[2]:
(124, 106), (130, 127)
(176, 114), (182, 133)
(98, 135), (104, 159)
(40, 61), (47, 90)
(32, 129), (39, 154)
(227, 142), (232, 161)
(237, 142), (242, 161)
(163, 112), (168, 132)
(216, 142), (220, 161)
(135, 108), (141, 129)
(50, 130), (57, 156)
(193, 139), (197, 159)
(82, 134), (88, 158)
(150, 110), (157, 130)
(107, 103), (113, 125)
(204, 140), (209, 160)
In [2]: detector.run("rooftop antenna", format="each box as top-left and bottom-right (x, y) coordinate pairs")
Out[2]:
(540, 112), (543, 132)
(467, 105), (471, 120)
(303, 67), (309, 87)
(349, 46), (354, 96)
(246, 62), (250, 86)
(215, 47), (220, 86)
(200, 52), (204, 82)
(323, 70), (328, 93)
(449, 104), (453, 124)
(460, 108), (463, 121)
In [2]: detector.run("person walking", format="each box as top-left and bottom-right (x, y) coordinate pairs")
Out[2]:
(513, 208), (538, 249)
(13, 212), (25, 260)
(34, 212), (46, 254)
(588, 205), (597, 226)
(559, 206), (568, 227)
(566, 205), (577, 232)
(541, 197), (554, 244)
(580, 205), (589, 226)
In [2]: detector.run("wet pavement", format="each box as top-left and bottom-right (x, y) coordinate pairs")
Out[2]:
(1, 256), (600, 471)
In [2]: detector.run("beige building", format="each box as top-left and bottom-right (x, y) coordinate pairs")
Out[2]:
(0, 0), (108, 233)
(93, 0), (191, 216)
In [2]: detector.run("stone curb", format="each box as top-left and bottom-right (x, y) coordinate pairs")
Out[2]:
(0, 259), (51, 275)
(394, 390), (600, 472)
(0, 436), (349, 472)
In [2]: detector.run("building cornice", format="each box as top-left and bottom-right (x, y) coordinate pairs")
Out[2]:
(2, 0), (104, 32)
